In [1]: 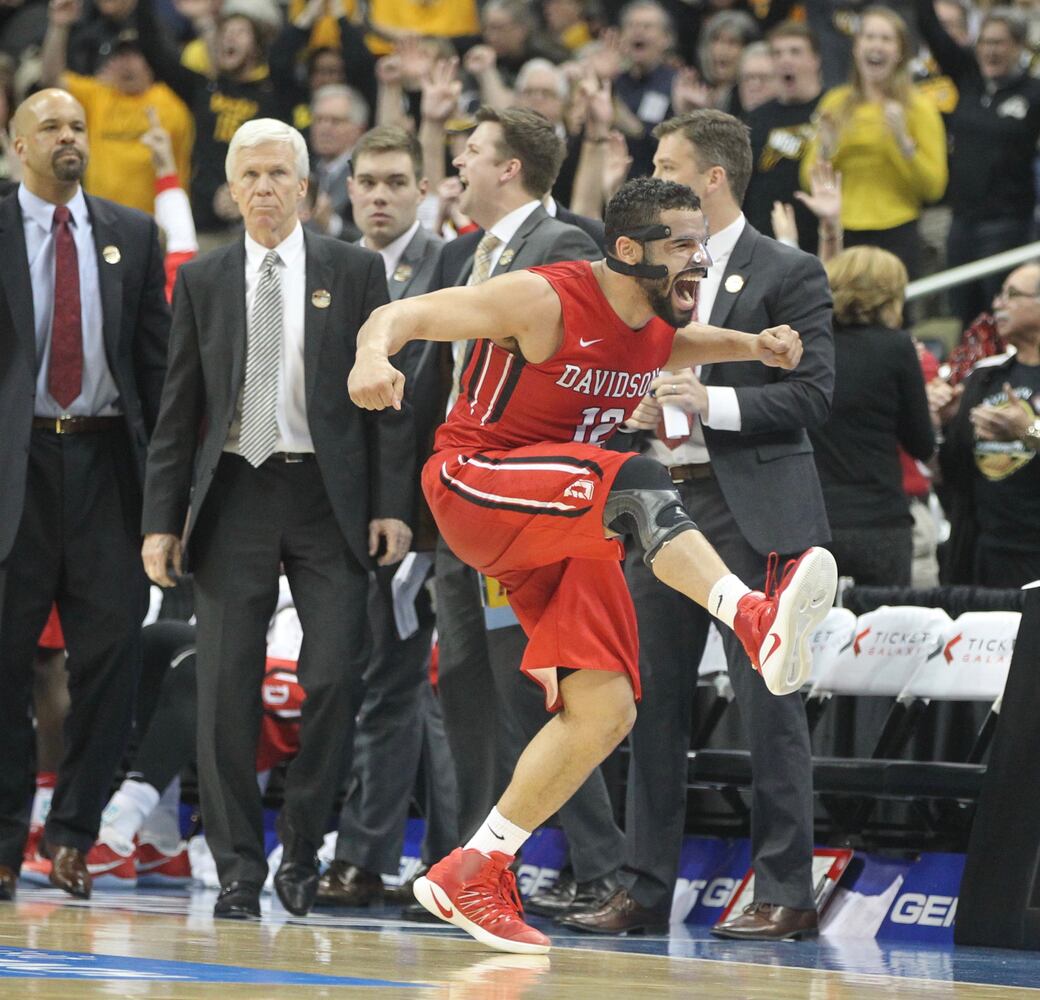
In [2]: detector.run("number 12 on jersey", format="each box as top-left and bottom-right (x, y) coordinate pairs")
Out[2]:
(573, 406), (626, 444)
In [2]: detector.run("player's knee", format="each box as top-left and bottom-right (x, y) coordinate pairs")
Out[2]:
(604, 456), (697, 566)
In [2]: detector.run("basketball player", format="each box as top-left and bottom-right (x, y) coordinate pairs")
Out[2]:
(348, 177), (837, 954)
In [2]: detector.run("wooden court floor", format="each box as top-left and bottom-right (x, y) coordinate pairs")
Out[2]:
(0, 888), (1037, 999)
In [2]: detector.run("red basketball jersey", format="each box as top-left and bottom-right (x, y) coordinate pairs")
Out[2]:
(434, 261), (676, 453)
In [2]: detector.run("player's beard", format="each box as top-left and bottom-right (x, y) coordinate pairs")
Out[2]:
(638, 272), (696, 329)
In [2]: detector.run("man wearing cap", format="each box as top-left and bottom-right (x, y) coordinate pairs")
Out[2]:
(0, 88), (170, 904)
(41, 0), (193, 215)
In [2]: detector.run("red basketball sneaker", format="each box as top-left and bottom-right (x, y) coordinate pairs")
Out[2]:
(413, 848), (551, 955)
(733, 547), (837, 696)
(137, 841), (192, 887)
(86, 841), (137, 888)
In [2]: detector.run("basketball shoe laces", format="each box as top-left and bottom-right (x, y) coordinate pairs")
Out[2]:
(739, 552), (799, 671)
(457, 856), (526, 930)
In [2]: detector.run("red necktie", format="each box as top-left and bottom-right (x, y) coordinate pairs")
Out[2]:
(48, 204), (83, 409)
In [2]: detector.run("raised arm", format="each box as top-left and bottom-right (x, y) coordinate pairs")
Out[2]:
(666, 322), (804, 370)
(349, 271), (563, 410)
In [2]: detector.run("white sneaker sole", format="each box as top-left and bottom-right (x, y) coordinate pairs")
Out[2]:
(413, 875), (551, 955)
(758, 547), (837, 696)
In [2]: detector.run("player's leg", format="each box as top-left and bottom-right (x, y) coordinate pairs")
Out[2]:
(605, 455), (836, 695)
(413, 669), (633, 955)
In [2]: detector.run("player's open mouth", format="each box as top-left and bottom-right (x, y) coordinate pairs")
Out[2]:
(671, 268), (703, 311)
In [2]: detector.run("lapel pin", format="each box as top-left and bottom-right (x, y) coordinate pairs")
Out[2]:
(392, 263), (413, 284)
(497, 248), (515, 269)
(724, 274), (745, 294)
(311, 289), (331, 309)
(102, 245), (121, 264)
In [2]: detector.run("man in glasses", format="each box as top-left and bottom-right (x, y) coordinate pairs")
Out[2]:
(941, 263), (1040, 587)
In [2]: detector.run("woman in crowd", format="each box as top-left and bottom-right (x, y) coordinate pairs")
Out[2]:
(803, 6), (947, 277)
(810, 246), (935, 586)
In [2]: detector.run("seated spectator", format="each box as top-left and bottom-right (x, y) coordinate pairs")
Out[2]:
(743, 21), (824, 254)
(41, 0), (194, 215)
(803, 5), (948, 277)
(810, 246), (935, 586)
(940, 262), (1040, 588)
(65, 0), (135, 75)
(737, 41), (778, 113)
(541, 0), (594, 54)
(916, 0), (1040, 324)
(479, 0), (567, 88)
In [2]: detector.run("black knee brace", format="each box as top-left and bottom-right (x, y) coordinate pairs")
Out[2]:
(604, 455), (697, 566)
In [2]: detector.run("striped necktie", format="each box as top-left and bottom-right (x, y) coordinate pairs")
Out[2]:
(448, 232), (502, 414)
(239, 250), (282, 467)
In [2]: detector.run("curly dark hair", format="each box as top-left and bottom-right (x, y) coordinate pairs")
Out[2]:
(604, 177), (701, 254)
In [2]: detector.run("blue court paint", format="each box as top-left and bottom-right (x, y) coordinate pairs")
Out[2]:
(0, 946), (426, 988)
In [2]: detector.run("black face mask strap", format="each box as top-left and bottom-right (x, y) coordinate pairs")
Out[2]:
(605, 224), (672, 280)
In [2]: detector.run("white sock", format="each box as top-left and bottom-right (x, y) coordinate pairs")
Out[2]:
(465, 807), (530, 858)
(30, 784), (54, 829)
(708, 574), (752, 629)
(139, 777), (183, 853)
(99, 779), (160, 854)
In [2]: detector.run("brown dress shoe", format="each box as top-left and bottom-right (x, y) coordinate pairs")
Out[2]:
(557, 887), (669, 935)
(48, 845), (92, 899)
(314, 861), (383, 907)
(0, 864), (17, 901)
(711, 902), (818, 941)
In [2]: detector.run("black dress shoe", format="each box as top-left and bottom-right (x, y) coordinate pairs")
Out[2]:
(214, 881), (262, 920)
(563, 872), (621, 918)
(0, 864), (17, 901)
(711, 902), (818, 941)
(314, 861), (383, 908)
(399, 898), (443, 923)
(48, 845), (91, 900)
(557, 887), (669, 935)
(383, 864), (428, 904)
(525, 870), (576, 917)
(274, 856), (320, 916)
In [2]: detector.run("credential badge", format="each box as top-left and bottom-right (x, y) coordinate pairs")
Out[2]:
(311, 289), (331, 309)
(102, 245), (121, 264)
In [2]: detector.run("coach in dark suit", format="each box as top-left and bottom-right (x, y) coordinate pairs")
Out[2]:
(564, 110), (834, 939)
(0, 89), (169, 903)
(142, 118), (414, 921)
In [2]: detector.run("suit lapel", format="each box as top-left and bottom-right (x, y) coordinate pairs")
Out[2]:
(0, 195), (36, 357)
(389, 227), (425, 300)
(85, 196), (125, 368)
(491, 205), (547, 275)
(225, 240), (248, 406)
(303, 230), (333, 406)
(702, 224), (758, 383)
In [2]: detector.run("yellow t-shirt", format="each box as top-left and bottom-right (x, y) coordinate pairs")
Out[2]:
(63, 73), (194, 215)
(802, 85), (948, 231)
(365, 0), (479, 54)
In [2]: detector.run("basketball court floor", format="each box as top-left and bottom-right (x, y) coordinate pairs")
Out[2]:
(1, 886), (1036, 998)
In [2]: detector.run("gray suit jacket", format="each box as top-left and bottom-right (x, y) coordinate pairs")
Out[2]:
(142, 229), (415, 570)
(388, 224), (443, 302)
(700, 223), (835, 555)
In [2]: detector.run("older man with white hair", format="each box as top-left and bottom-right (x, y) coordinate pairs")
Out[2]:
(141, 118), (415, 921)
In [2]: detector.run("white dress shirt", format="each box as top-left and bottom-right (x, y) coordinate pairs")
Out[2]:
(649, 212), (746, 466)
(225, 221), (313, 455)
(362, 219), (420, 282)
(19, 184), (119, 418)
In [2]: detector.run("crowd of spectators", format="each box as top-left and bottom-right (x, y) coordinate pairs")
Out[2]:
(1, 0), (1039, 937)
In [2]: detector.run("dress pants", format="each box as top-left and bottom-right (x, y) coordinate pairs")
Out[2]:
(623, 476), (816, 912)
(191, 453), (369, 887)
(331, 563), (444, 874)
(0, 427), (148, 868)
(434, 539), (624, 880)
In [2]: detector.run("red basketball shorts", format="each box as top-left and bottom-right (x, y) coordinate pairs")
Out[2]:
(423, 443), (641, 710)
